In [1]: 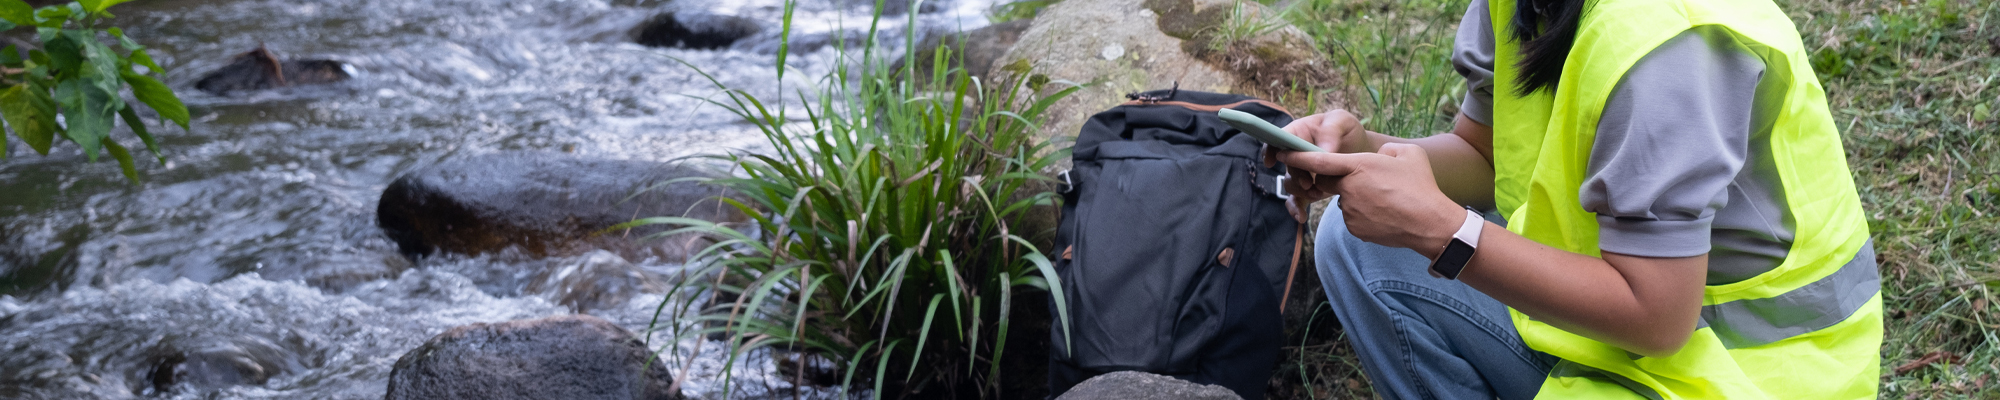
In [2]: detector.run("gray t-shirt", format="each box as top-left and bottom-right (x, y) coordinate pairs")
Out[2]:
(1452, 0), (1795, 284)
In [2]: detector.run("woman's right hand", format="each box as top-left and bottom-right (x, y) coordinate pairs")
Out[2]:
(1263, 110), (1374, 214)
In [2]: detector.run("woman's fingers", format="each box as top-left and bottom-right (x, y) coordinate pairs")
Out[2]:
(1278, 150), (1374, 177)
(1282, 111), (1359, 152)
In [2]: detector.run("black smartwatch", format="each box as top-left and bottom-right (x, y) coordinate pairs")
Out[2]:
(1427, 206), (1486, 280)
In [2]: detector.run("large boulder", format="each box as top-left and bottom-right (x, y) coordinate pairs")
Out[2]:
(1055, 371), (1243, 400)
(990, 0), (1342, 144)
(194, 46), (350, 95)
(375, 152), (744, 262)
(384, 315), (683, 400)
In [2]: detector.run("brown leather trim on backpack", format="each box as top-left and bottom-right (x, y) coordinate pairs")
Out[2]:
(1119, 99), (1295, 118)
(1278, 221), (1305, 314)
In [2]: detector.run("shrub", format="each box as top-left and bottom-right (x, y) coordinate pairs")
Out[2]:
(0, 0), (191, 182)
(626, 3), (1082, 398)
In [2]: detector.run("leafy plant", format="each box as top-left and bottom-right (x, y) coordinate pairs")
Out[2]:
(627, 2), (1081, 398)
(0, 0), (190, 182)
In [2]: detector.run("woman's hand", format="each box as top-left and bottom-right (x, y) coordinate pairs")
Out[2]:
(1263, 110), (1374, 218)
(1278, 143), (1465, 256)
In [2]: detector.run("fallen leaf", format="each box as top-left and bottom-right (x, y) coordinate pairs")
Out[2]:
(1976, 298), (1989, 313)
(1896, 351), (1963, 375)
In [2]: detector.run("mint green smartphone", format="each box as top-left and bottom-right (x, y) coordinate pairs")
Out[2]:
(1218, 109), (1325, 153)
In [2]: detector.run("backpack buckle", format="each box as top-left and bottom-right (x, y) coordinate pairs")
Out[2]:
(1273, 174), (1293, 201)
(1058, 170), (1074, 194)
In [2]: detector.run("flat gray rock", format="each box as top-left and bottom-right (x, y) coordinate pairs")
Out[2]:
(384, 314), (683, 400)
(1056, 371), (1244, 400)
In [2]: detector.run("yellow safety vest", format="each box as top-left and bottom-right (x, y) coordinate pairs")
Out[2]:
(1487, 0), (1884, 398)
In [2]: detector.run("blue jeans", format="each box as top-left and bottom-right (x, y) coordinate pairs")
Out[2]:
(1315, 199), (1558, 400)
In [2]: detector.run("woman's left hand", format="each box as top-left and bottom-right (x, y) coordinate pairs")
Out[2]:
(1278, 143), (1465, 256)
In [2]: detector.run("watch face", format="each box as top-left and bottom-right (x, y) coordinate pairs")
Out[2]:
(1430, 239), (1476, 279)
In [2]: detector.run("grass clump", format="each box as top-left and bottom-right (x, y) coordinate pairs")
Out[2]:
(1288, 0), (1469, 140)
(630, 2), (1082, 398)
(1206, 0), (1300, 51)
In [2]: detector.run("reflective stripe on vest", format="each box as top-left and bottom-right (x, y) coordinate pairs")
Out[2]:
(1486, 0), (1885, 398)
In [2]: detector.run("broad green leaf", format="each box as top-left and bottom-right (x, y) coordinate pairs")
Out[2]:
(0, 45), (18, 65)
(102, 138), (137, 182)
(117, 106), (161, 162)
(122, 72), (187, 130)
(0, 83), (58, 154)
(32, 6), (68, 27)
(0, 19), (14, 31)
(129, 48), (163, 76)
(0, 0), (30, 26)
(70, 31), (122, 83)
(81, 0), (135, 14)
(108, 27), (142, 50)
(41, 33), (80, 77)
(55, 79), (116, 161)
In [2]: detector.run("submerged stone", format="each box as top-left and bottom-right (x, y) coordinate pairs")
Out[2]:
(384, 314), (683, 400)
(632, 12), (762, 50)
(193, 46), (351, 95)
(374, 152), (744, 263)
(142, 337), (296, 395)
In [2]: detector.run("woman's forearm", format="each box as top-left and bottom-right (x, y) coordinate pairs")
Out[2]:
(1360, 125), (1495, 209)
(1447, 224), (1708, 357)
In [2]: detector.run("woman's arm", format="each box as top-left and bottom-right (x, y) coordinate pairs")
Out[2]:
(1277, 112), (1497, 210)
(1277, 144), (1707, 358)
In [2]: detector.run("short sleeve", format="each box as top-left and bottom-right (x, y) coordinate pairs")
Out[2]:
(1581, 27), (1765, 258)
(1451, 0), (1497, 126)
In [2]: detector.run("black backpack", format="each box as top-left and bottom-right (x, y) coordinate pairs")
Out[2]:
(1047, 89), (1304, 400)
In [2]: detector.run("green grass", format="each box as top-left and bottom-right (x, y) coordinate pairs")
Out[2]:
(1289, 0), (1469, 140)
(628, 2), (1082, 398)
(1790, 0), (2000, 397)
(1278, 0), (2000, 398)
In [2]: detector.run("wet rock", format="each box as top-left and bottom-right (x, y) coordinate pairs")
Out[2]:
(992, 0), (1343, 143)
(898, 19), (1033, 82)
(140, 336), (303, 395)
(385, 314), (683, 400)
(374, 152), (744, 262)
(193, 46), (351, 95)
(633, 12), (763, 50)
(1055, 371), (1242, 400)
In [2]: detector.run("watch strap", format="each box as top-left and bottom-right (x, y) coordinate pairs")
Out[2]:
(1428, 208), (1485, 280)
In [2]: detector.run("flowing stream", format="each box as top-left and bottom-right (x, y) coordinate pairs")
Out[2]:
(0, 0), (993, 398)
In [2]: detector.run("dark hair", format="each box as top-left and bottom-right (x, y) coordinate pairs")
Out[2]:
(1509, 0), (1587, 95)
